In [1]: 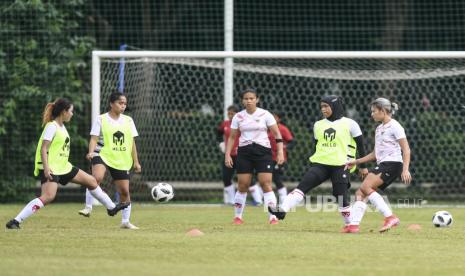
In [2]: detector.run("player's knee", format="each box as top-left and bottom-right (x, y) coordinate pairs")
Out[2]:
(360, 184), (372, 196)
(355, 189), (365, 201)
(94, 176), (103, 185)
(87, 177), (98, 189)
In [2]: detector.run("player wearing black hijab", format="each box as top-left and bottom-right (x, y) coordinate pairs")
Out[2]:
(269, 95), (368, 231)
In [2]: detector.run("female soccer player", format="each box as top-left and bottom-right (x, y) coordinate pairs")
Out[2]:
(217, 105), (263, 205)
(269, 95), (368, 229)
(78, 92), (141, 230)
(268, 112), (296, 204)
(343, 98), (411, 233)
(5, 98), (128, 229)
(225, 88), (284, 224)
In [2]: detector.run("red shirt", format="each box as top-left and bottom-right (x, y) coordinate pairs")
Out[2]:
(218, 120), (239, 156)
(268, 123), (293, 161)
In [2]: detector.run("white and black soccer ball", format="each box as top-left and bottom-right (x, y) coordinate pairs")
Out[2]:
(432, 210), (453, 227)
(151, 182), (174, 202)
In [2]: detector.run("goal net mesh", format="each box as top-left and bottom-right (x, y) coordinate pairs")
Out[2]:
(98, 56), (465, 201)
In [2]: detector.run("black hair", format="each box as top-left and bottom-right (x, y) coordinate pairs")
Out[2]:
(42, 98), (73, 126)
(109, 92), (126, 104)
(108, 92), (127, 110)
(239, 88), (258, 99)
(227, 105), (240, 113)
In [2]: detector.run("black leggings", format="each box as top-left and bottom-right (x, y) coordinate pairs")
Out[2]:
(222, 156), (237, 187)
(296, 163), (351, 207)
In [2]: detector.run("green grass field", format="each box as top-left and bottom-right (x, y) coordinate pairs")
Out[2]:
(1, 203), (465, 276)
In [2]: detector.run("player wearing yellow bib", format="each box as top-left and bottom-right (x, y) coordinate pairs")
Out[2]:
(5, 98), (128, 230)
(78, 92), (141, 229)
(269, 95), (368, 230)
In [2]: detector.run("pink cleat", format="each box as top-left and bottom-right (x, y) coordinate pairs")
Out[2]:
(233, 217), (244, 225)
(269, 218), (279, 225)
(379, 215), (400, 233)
(341, 224), (359, 233)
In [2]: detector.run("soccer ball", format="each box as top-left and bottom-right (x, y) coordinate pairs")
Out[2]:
(432, 210), (453, 227)
(151, 182), (174, 202)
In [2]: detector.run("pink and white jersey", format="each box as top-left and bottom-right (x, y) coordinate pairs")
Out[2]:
(375, 119), (406, 164)
(231, 107), (276, 148)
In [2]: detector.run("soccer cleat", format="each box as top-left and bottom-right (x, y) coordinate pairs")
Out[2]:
(233, 217), (244, 225)
(269, 217), (279, 225)
(120, 222), (139, 230)
(379, 215), (400, 233)
(6, 219), (20, 229)
(107, 202), (131, 217)
(78, 207), (92, 217)
(341, 224), (359, 233)
(268, 205), (286, 220)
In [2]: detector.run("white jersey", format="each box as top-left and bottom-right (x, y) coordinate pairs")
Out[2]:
(231, 107), (277, 148)
(43, 121), (67, 141)
(374, 118), (406, 164)
(313, 117), (363, 139)
(90, 113), (139, 153)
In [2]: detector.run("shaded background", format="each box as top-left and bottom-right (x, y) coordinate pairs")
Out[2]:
(0, 0), (464, 202)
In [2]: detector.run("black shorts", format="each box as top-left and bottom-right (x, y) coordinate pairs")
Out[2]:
(236, 143), (274, 174)
(91, 156), (130, 180)
(310, 163), (351, 187)
(370, 161), (403, 190)
(296, 163), (351, 202)
(38, 166), (79, 185)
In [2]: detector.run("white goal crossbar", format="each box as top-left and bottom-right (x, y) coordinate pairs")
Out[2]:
(92, 50), (465, 124)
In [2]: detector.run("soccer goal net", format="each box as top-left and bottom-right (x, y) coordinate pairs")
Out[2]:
(93, 51), (465, 202)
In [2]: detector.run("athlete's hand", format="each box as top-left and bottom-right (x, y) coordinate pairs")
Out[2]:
(86, 152), (96, 161)
(358, 168), (369, 180)
(276, 151), (285, 165)
(344, 159), (357, 171)
(401, 170), (412, 185)
(133, 162), (142, 173)
(218, 142), (226, 153)
(44, 167), (53, 181)
(225, 154), (234, 168)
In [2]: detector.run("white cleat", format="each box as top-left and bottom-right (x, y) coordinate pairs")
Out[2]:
(121, 222), (139, 230)
(78, 208), (92, 217)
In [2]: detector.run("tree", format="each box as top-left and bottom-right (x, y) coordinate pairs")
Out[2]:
(0, 0), (94, 201)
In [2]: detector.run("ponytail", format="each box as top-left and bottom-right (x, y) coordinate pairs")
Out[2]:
(42, 103), (55, 126)
(41, 98), (72, 126)
(391, 102), (399, 115)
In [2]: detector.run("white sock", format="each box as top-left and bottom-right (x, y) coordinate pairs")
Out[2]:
(234, 192), (247, 219)
(368, 192), (392, 217)
(15, 198), (45, 223)
(249, 184), (263, 204)
(277, 187), (287, 204)
(224, 185), (235, 204)
(281, 189), (305, 212)
(122, 204), (132, 224)
(85, 188), (94, 209)
(339, 206), (351, 225)
(88, 186), (116, 210)
(263, 191), (278, 220)
(350, 201), (367, 225)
